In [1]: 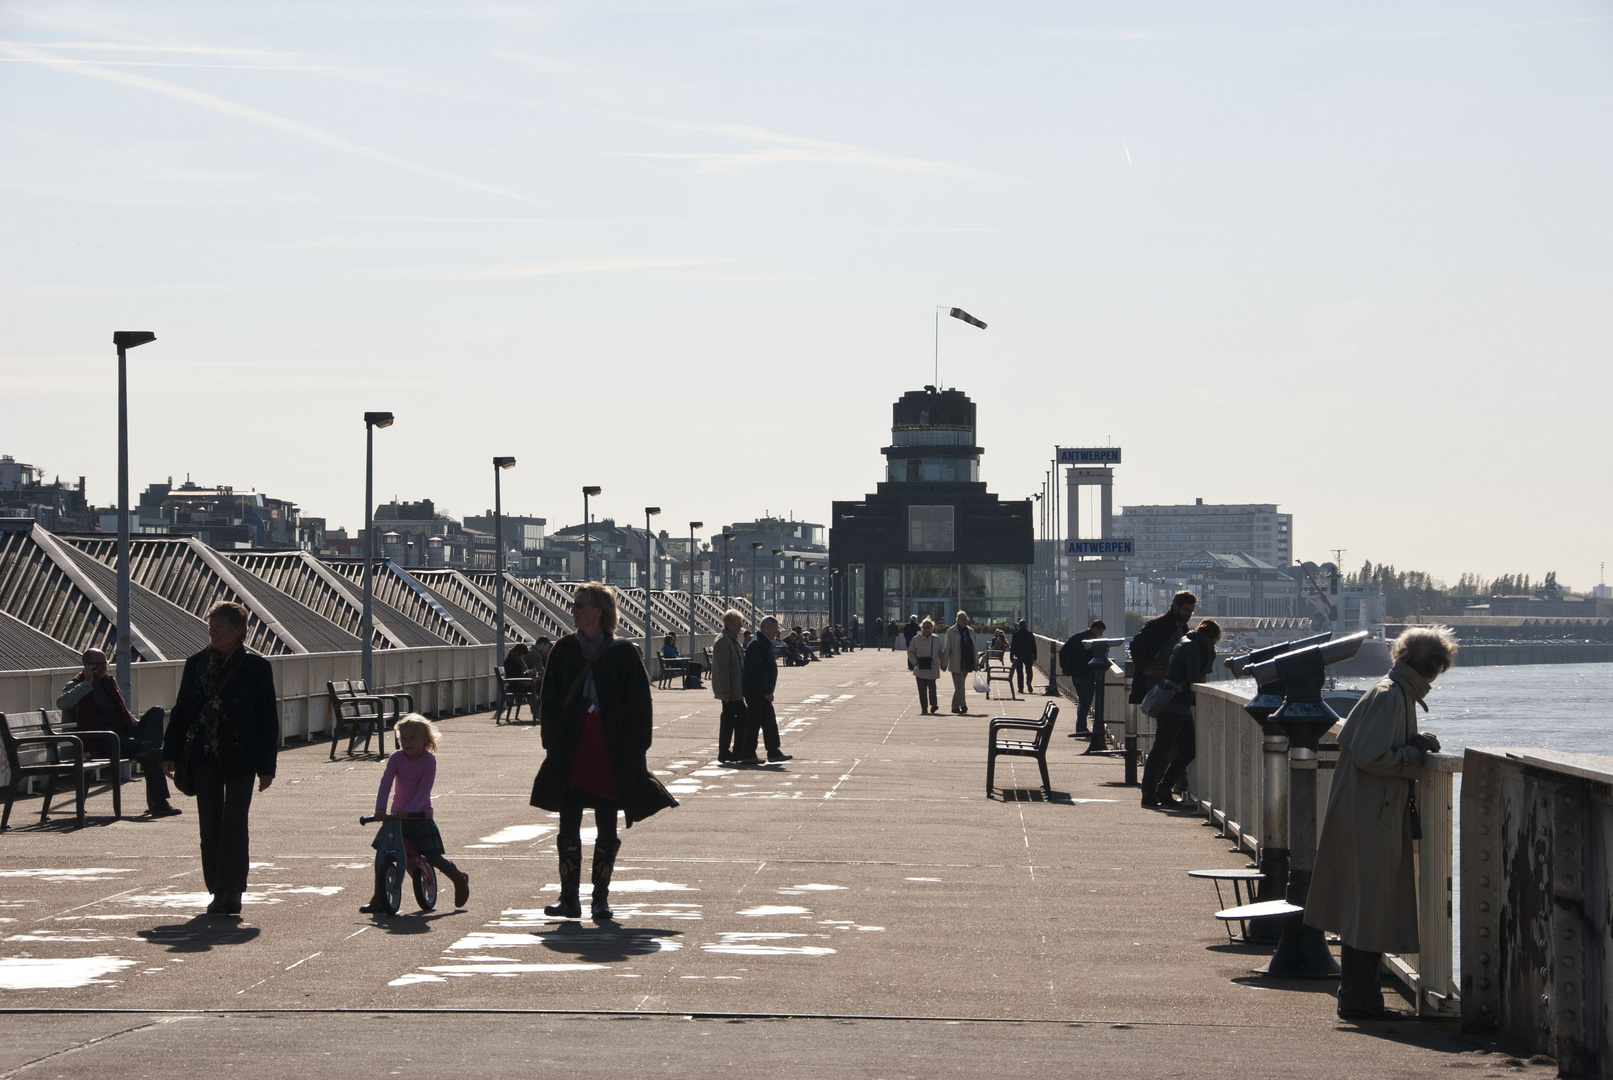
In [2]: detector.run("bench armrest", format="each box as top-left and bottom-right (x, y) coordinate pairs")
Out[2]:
(11, 733), (85, 765)
(65, 730), (123, 760)
(989, 719), (1049, 733)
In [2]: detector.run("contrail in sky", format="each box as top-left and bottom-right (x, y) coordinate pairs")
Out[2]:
(1124, 141), (1133, 165)
(0, 41), (530, 201)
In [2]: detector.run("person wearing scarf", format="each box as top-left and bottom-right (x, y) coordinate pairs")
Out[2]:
(530, 583), (677, 921)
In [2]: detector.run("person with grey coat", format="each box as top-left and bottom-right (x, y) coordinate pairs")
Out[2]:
(1304, 626), (1454, 1020)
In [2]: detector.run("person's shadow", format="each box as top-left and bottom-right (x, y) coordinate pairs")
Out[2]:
(137, 917), (261, 953)
(534, 920), (682, 963)
(371, 910), (462, 935)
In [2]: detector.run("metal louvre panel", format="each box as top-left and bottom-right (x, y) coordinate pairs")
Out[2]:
(0, 528), (119, 658)
(465, 573), (570, 641)
(0, 607), (82, 668)
(321, 561), (468, 648)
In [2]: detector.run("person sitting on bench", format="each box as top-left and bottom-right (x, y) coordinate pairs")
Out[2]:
(57, 648), (180, 817)
(661, 634), (703, 678)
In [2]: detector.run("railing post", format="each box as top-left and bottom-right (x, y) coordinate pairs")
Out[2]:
(1415, 759), (1457, 1014)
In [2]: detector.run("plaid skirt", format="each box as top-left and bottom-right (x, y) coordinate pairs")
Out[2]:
(372, 817), (445, 857)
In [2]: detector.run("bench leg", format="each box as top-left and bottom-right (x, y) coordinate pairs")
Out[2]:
(1038, 755), (1051, 797)
(330, 721), (342, 760)
(39, 774), (56, 823)
(2, 783), (15, 830)
(111, 761), (122, 820)
(75, 767), (87, 829)
(985, 750), (996, 798)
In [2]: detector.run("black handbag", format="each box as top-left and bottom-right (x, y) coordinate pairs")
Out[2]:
(171, 726), (199, 797)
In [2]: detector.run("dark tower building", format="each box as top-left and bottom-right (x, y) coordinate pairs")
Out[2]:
(830, 387), (1033, 634)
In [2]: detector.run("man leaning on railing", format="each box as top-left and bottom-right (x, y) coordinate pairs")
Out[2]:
(1304, 625), (1457, 1021)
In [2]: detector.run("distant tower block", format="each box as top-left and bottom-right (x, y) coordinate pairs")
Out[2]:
(1061, 450), (1127, 634)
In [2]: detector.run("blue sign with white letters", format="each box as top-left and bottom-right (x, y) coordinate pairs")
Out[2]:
(1057, 447), (1121, 465)
(1066, 539), (1133, 557)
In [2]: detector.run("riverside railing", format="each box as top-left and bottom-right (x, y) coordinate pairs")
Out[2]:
(1187, 682), (1460, 1017)
(1033, 636), (1458, 1017)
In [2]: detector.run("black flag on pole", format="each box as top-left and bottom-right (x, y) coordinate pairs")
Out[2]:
(949, 307), (987, 329)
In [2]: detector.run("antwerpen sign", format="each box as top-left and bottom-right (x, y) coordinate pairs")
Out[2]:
(1066, 539), (1133, 557)
(1057, 447), (1121, 465)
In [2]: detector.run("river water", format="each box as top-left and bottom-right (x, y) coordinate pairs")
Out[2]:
(1226, 661), (1613, 756)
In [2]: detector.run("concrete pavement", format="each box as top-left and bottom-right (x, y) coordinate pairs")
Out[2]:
(1, 647), (1549, 1077)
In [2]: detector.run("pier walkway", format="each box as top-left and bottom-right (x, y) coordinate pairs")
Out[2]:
(1, 649), (1544, 1077)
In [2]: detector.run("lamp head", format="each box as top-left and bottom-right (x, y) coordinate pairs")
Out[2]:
(364, 411), (394, 428)
(645, 506), (661, 517)
(772, 549), (783, 556)
(582, 486), (601, 497)
(752, 542), (764, 550)
(690, 521), (703, 530)
(494, 456), (516, 469)
(112, 331), (156, 350)
(723, 531), (737, 541)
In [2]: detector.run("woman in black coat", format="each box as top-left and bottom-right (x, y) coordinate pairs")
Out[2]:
(161, 601), (279, 916)
(531, 583), (676, 921)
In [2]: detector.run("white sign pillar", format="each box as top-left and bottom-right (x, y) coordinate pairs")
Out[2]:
(1062, 455), (1127, 635)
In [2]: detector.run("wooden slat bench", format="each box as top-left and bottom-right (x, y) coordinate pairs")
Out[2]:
(1, 710), (112, 829)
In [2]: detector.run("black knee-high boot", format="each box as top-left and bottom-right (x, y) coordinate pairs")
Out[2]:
(591, 836), (622, 921)
(545, 837), (583, 918)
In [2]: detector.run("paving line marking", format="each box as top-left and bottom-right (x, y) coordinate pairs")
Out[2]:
(285, 952), (322, 971)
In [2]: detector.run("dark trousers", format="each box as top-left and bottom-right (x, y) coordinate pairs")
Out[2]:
(740, 695), (781, 757)
(718, 699), (747, 759)
(1338, 943), (1385, 1014)
(1071, 679), (1096, 732)
(559, 789), (619, 850)
(1011, 657), (1035, 692)
(192, 760), (255, 896)
(915, 677), (938, 714)
(119, 707), (172, 806)
(1140, 713), (1196, 798)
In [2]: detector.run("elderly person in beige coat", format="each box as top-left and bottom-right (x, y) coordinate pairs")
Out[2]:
(940, 610), (980, 715)
(711, 610), (748, 764)
(1304, 625), (1456, 1020)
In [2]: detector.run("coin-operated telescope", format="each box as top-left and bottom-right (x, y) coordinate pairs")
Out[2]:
(1224, 632), (1332, 931)
(1079, 638), (1128, 759)
(1245, 630), (1368, 978)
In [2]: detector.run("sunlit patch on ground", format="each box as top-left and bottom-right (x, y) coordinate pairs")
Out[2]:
(0, 868), (136, 884)
(701, 933), (835, 957)
(0, 955), (138, 989)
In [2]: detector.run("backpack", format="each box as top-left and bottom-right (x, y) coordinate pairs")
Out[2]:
(1059, 634), (1084, 676)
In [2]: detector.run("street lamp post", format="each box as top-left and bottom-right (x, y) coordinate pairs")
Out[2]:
(751, 542), (763, 619)
(644, 507), (660, 672)
(687, 522), (703, 664)
(112, 331), (156, 701)
(361, 411), (395, 688)
(721, 530), (737, 607)
(831, 567), (840, 631)
(492, 457), (517, 669)
(581, 486), (601, 582)
(772, 549), (783, 623)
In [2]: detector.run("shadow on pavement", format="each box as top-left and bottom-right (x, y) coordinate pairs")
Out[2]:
(137, 917), (262, 952)
(535, 921), (683, 963)
(995, 788), (1079, 803)
(369, 910), (464, 935)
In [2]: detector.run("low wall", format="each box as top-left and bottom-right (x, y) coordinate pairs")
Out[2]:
(0, 644), (497, 746)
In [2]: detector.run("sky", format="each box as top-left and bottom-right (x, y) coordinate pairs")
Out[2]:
(2, 2), (1610, 589)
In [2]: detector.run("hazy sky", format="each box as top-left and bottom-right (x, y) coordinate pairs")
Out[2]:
(3, 2), (1610, 588)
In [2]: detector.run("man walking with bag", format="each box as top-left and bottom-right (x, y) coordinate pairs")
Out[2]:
(942, 610), (978, 715)
(740, 616), (791, 764)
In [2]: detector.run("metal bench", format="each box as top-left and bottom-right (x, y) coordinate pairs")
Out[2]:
(326, 680), (412, 759)
(494, 671), (536, 723)
(655, 655), (689, 690)
(985, 701), (1060, 798)
(39, 707), (133, 820)
(1, 710), (116, 829)
(982, 647), (1017, 700)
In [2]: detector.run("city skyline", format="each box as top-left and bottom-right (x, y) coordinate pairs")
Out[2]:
(3, 3), (1609, 588)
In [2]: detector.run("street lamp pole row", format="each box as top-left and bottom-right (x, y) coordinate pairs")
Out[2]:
(361, 411), (394, 688)
(112, 331), (156, 702)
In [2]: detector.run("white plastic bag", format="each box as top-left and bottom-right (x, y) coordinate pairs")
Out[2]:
(973, 671), (989, 694)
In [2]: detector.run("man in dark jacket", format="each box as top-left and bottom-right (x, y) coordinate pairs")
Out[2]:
(1009, 620), (1038, 694)
(1061, 619), (1106, 736)
(1139, 618), (1221, 808)
(162, 601), (280, 916)
(58, 648), (179, 816)
(1127, 591), (1197, 705)
(740, 616), (790, 763)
